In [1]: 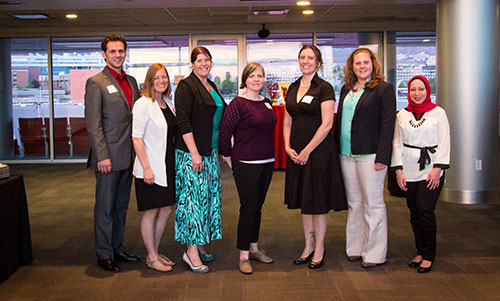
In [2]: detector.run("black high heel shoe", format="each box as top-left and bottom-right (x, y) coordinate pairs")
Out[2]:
(293, 251), (314, 265)
(417, 261), (433, 273)
(308, 252), (325, 269)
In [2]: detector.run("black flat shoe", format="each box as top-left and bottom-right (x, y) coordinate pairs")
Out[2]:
(114, 251), (140, 263)
(97, 259), (121, 272)
(409, 260), (422, 268)
(308, 252), (325, 270)
(417, 262), (433, 273)
(293, 251), (314, 265)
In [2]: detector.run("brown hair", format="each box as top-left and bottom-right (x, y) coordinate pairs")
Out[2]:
(298, 44), (323, 68)
(190, 46), (212, 64)
(343, 47), (385, 91)
(141, 63), (171, 101)
(240, 62), (265, 89)
(101, 34), (127, 52)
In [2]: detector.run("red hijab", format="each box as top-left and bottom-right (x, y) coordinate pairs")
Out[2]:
(406, 75), (437, 115)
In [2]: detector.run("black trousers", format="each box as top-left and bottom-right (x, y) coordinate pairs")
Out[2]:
(232, 161), (274, 251)
(405, 175), (444, 262)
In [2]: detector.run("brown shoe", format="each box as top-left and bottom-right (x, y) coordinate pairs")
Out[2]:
(361, 261), (387, 268)
(249, 250), (274, 264)
(347, 255), (362, 262)
(239, 259), (253, 274)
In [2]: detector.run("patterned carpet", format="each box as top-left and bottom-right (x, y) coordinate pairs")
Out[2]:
(1, 163), (500, 300)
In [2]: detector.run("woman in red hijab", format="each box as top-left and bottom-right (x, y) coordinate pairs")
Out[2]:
(390, 75), (450, 273)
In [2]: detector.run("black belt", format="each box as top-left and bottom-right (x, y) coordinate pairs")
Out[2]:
(403, 143), (437, 171)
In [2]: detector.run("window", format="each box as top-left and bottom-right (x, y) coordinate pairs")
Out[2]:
(247, 33), (313, 103)
(396, 32), (436, 111)
(7, 38), (50, 159)
(50, 35), (190, 158)
(316, 33), (359, 100)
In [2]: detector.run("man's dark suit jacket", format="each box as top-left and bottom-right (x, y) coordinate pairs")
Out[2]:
(84, 67), (140, 171)
(335, 81), (396, 166)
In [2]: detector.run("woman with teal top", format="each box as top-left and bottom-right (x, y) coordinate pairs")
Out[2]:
(334, 47), (396, 269)
(174, 46), (226, 274)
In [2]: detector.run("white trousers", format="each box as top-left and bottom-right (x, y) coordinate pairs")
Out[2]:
(340, 154), (387, 264)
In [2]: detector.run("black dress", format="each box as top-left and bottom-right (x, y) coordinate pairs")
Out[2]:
(135, 105), (177, 211)
(284, 74), (347, 214)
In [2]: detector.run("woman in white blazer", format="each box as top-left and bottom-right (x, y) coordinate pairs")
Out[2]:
(132, 63), (177, 273)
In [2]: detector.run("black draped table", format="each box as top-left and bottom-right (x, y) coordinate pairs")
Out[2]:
(0, 175), (33, 283)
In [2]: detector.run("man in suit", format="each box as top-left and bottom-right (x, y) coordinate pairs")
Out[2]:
(85, 35), (140, 272)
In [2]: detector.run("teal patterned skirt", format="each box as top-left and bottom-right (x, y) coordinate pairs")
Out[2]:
(174, 148), (222, 245)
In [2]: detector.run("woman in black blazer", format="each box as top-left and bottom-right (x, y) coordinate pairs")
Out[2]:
(174, 46), (226, 274)
(335, 47), (396, 268)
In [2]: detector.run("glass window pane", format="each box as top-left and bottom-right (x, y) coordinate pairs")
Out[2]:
(50, 35), (189, 158)
(316, 33), (360, 101)
(7, 38), (49, 159)
(396, 31), (436, 111)
(247, 33), (313, 103)
(196, 39), (239, 102)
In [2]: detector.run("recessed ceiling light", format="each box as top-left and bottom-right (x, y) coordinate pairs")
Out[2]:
(12, 14), (50, 19)
(302, 10), (314, 15)
(251, 9), (289, 15)
(66, 14), (78, 19)
(423, 39), (430, 43)
(297, 1), (310, 5)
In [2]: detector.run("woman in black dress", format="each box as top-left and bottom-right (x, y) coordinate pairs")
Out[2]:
(132, 63), (177, 272)
(283, 45), (347, 269)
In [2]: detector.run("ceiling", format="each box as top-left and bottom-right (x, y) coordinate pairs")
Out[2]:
(0, 0), (436, 37)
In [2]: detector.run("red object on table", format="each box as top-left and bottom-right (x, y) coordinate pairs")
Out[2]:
(272, 104), (287, 169)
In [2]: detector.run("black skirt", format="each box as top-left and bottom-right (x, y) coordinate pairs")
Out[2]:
(135, 177), (175, 211)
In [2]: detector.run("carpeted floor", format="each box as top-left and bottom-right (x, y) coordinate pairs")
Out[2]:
(1, 163), (500, 300)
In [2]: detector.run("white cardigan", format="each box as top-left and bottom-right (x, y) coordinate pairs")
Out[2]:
(132, 95), (169, 187)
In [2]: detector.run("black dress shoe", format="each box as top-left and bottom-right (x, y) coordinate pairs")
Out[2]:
(309, 252), (325, 270)
(417, 262), (433, 273)
(114, 252), (140, 263)
(409, 260), (422, 268)
(97, 259), (121, 272)
(293, 251), (314, 265)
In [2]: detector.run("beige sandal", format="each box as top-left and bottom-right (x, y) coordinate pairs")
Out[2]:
(159, 254), (176, 266)
(146, 257), (173, 272)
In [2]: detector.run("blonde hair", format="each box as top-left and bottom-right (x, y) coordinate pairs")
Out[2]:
(142, 63), (171, 101)
(240, 62), (265, 89)
(344, 47), (385, 91)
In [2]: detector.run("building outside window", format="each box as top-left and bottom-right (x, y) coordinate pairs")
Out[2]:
(395, 31), (436, 111)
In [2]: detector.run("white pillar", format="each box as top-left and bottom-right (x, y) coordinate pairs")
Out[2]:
(437, 0), (499, 204)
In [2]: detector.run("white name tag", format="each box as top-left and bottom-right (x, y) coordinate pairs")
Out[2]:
(107, 85), (118, 94)
(264, 102), (272, 109)
(301, 95), (314, 104)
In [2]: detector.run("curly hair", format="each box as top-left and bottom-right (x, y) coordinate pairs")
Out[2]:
(344, 47), (385, 91)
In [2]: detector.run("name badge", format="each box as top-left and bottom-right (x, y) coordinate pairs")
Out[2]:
(264, 102), (272, 109)
(107, 85), (118, 94)
(301, 95), (314, 104)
